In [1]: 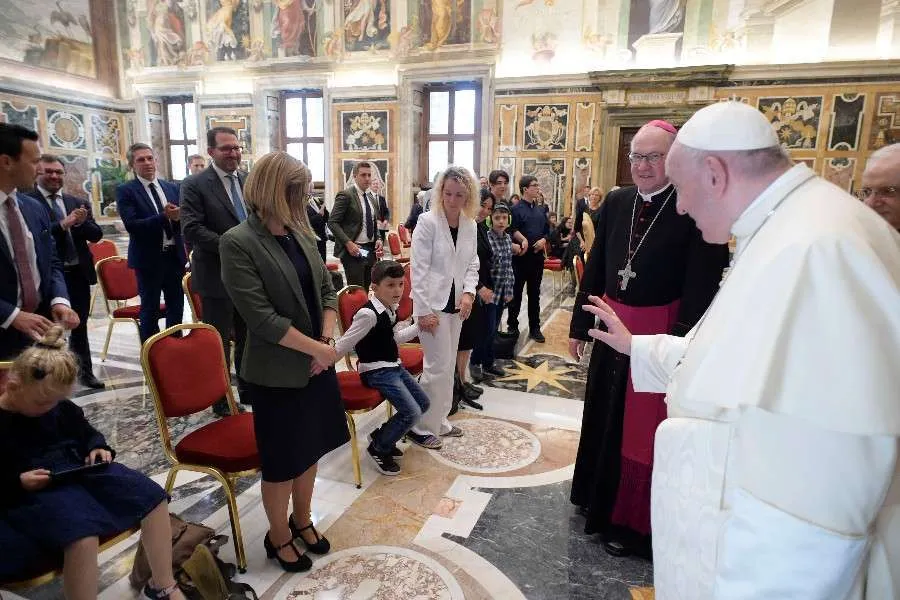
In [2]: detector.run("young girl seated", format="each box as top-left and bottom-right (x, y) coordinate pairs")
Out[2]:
(0, 326), (186, 600)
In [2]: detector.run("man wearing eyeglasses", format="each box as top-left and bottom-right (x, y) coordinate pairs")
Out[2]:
(567, 119), (729, 559)
(181, 127), (249, 415)
(860, 143), (900, 232)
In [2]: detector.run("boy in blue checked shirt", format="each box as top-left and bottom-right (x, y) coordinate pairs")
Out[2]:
(334, 260), (436, 475)
(470, 203), (519, 377)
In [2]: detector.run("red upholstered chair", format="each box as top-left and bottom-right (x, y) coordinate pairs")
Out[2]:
(387, 232), (409, 263)
(336, 370), (385, 489)
(141, 323), (259, 571)
(396, 263), (413, 323)
(397, 224), (411, 248)
(573, 254), (585, 291)
(87, 239), (119, 315)
(95, 256), (165, 361)
(182, 272), (203, 322)
(543, 257), (565, 295)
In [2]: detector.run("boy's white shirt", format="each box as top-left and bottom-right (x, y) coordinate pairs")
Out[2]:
(334, 294), (419, 373)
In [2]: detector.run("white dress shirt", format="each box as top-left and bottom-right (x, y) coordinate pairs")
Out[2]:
(353, 183), (377, 245)
(0, 190), (69, 328)
(211, 162), (245, 210)
(334, 295), (419, 373)
(136, 175), (174, 246)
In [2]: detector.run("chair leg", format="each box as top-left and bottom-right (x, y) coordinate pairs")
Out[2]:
(224, 475), (247, 573)
(164, 466), (180, 494)
(89, 285), (98, 316)
(345, 412), (362, 489)
(101, 318), (114, 361)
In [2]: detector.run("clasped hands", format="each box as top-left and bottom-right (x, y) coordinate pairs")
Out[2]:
(568, 295), (633, 359)
(12, 304), (79, 342)
(61, 206), (88, 229)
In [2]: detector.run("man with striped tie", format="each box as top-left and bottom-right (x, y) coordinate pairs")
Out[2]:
(181, 126), (249, 414)
(329, 161), (384, 290)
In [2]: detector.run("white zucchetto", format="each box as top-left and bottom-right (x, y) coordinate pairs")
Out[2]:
(677, 101), (780, 151)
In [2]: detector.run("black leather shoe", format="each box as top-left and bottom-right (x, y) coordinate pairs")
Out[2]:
(80, 375), (106, 390)
(484, 364), (506, 377)
(529, 330), (546, 343)
(463, 382), (483, 398)
(602, 539), (631, 558)
(264, 532), (312, 572)
(461, 397), (483, 410)
(289, 514), (331, 554)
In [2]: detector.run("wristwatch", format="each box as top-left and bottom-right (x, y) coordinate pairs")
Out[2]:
(319, 336), (336, 348)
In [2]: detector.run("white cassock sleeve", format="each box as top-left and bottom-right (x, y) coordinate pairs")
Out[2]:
(629, 333), (690, 393)
(715, 408), (899, 599)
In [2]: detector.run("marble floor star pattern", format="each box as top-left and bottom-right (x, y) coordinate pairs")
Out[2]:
(1, 248), (655, 600)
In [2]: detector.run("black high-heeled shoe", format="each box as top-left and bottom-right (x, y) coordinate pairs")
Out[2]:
(264, 532), (312, 572)
(289, 514), (331, 554)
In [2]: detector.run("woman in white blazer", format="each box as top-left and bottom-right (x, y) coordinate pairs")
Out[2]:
(407, 166), (480, 446)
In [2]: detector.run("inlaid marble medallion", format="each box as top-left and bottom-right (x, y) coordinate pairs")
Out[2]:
(280, 546), (464, 599)
(431, 418), (541, 473)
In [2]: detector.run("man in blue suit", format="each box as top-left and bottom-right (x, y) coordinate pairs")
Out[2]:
(116, 142), (185, 342)
(0, 124), (79, 359)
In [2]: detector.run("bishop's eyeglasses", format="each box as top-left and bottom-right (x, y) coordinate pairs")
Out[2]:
(628, 152), (666, 165)
(856, 186), (899, 201)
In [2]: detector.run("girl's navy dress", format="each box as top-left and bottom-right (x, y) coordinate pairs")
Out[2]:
(0, 400), (166, 579)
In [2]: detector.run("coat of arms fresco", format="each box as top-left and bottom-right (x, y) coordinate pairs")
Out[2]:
(523, 104), (568, 151)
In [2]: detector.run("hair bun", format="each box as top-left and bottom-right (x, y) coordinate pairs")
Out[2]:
(35, 325), (67, 351)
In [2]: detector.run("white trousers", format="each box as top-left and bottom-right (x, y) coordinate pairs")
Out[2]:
(411, 311), (463, 436)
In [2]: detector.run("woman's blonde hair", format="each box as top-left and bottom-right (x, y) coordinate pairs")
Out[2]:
(243, 151), (313, 235)
(10, 326), (77, 393)
(430, 166), (479, 219)
(588, 187), (604, 207)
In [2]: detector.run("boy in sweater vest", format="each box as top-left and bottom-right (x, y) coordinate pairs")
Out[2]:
(334, 261), (434, 475)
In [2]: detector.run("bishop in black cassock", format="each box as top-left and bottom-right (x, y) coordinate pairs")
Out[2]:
(568, 120), (729, 558)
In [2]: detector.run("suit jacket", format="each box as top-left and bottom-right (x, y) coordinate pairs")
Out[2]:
(328, 186), (378, 259)
(410, 210), (479, 317)
(115, 178), (186, 271)
(220, 213), (337, 388)
(180, 166), (246, 298)
(376, 195), (389, 222)
(27, 190), (103, 284)
(0, 193), (69, 358)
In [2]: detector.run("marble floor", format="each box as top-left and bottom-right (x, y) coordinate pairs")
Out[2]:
(2, 254), (655, 600)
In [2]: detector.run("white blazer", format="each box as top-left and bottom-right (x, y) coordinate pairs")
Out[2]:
(410, 210), (479, 317)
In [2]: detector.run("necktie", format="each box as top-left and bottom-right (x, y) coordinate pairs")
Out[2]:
(148, 182), (173, 237)
(226, 174), (247, 221)
(5, 196), (39, 313)
(48, 194), (77, 263)
(364, 192), (374, 241)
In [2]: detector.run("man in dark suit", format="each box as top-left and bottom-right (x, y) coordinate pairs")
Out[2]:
(328, 161), (383, 290)
(116, 142), (185, 342)
(0, 124), (79, 359)
(181, 127), (248, 413)
(371, 178), (390, 243)
(573, 184), (590, 236)
(29, 154), (105, 388)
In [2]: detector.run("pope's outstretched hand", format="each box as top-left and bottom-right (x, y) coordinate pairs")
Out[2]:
(581, 295), (633, 355)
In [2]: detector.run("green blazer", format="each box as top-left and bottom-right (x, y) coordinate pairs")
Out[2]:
(220, 212), (337, 388)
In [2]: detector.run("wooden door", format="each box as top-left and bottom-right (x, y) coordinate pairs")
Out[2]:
(616, 127), (639, 187)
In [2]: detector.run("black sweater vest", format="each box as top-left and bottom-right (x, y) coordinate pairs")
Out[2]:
(355, 301), (399, 364)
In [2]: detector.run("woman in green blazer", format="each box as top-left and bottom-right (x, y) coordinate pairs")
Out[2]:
(220, 152), (349, 572)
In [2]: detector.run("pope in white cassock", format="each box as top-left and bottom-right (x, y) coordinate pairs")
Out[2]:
(582, 101), (900, 599)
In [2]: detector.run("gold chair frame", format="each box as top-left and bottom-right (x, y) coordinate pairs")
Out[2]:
(336, 285), (393, 489)
(140, 322), (258, 572)
(182, 272), (201, 323)
(88, 239), (118, 317)
(95, 256), (142, 362)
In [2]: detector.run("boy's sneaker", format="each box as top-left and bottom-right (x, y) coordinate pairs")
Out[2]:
(406, 430), (443, 449)
(367, 443), (400, 475)
(369, 428), (403, 457)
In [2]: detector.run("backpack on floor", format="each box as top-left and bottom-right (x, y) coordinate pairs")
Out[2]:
(494, 331), (518, 359)
(129, 513), (257, 600)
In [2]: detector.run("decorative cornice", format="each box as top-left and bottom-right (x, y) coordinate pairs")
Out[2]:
(587, 65), (733, 90)
(728, 59), (900, 85)
(0, 79), (135, 112)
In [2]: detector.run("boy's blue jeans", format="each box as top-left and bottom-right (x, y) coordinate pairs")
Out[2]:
(470, 301), (504, 368)
(360, 366), (430, 454)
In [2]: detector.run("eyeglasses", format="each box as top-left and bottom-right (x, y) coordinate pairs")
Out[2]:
(215, 145), (243, 153)
(527, 182), (540, 188)
(628, 152), (666, 165)
(856, 186), (899, 201)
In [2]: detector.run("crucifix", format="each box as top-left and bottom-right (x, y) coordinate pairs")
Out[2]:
(618, 263), (637, 290)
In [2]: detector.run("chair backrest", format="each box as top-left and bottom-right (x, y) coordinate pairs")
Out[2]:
(337, 285), (369, 333)
(88, 239), (118, 264)
(95, 256), (138, 302)
(387, 231), (402, 257)
(182, 272), (203, 322)
(574, 255), (585, 288)
(398, 224), (410, 244)
(396, 263), (413, 322)
(142, 324), (232, 421)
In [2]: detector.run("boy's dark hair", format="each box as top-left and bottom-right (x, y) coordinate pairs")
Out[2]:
(519, 175), (537, 194)
(549, 212), (557, 219)
(371, 260), (405, 284)
(488, 170), (509, 185)
(0, 123), (39, 160)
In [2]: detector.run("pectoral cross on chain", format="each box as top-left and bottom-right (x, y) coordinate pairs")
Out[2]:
(618, 263), (637, 291)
